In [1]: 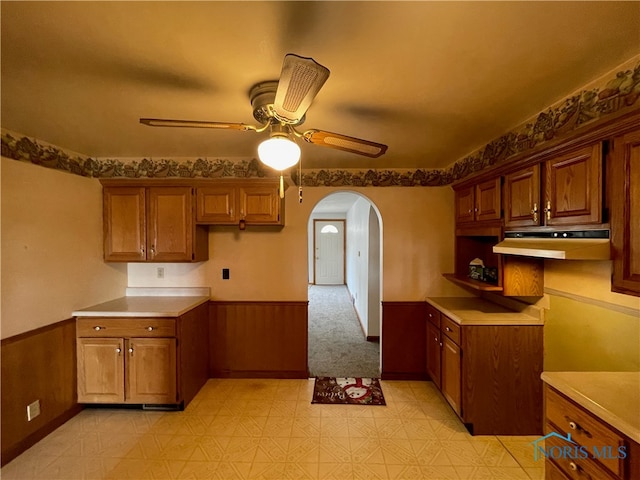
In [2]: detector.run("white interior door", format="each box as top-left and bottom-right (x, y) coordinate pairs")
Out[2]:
(315, 220), (345, 285)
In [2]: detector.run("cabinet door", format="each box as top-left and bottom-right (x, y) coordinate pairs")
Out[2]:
(545, 144), (602, 225)
(611, 129), (640, 296)
(147, 187), (194, 261)
(77, 337), (124, 403)
(196, 186), (237, 224)
(126, 338), (177, 404)
(475, 178), (502, 221)
(240, 185), (282, 224)
(455, 186), (475, 223)
(426, 321), (441, 389)
(504, 164), (541, 227)
(441, 335), (462, 416)
(103, 187), (146, 261)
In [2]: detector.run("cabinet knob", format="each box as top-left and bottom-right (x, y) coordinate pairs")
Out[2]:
(439, 342), (443, 347)
(569, 421), (578, 430)
(93, 326), (104, 331)
(569, 462), (578, 471)
(531, 203), (538, 223)
(146, 326), (155, 331)
(445, 326), (452, 332)
(115, 347), (121, 354)
(128, 347), (134, 355)
(428, 313), (433, 318)
(149, 245), (156, 256)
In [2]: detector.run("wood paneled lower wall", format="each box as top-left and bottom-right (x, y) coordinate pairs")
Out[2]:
(209, 301), (309, 378)
(1, 319), (82, 466)
(381, 301), (428, 380)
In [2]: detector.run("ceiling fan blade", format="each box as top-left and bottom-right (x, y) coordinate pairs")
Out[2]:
(140, 118), (256, 131)
(302, 129), (388, 158)
(273, 54), (330, 124)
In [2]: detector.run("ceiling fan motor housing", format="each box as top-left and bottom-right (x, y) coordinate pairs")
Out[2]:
(250, 81), (278, 125)
(250, 80), (306, 126)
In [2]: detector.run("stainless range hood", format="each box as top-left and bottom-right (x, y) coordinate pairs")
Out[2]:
(493, 230), (610, 260)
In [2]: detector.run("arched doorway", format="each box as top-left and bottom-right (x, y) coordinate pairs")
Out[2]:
(306, 191), (383, 377)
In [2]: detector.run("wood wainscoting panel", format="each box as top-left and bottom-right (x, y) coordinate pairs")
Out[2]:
(1, 319), (82, 466)
(462, 324), (544, 435)
(381, 301), (428, 380)
(209, 301), (308, 378)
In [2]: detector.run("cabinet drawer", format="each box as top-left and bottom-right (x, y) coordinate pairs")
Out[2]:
(77, 318), (176, 337)
(441, 315), (461, 345)
(546, 387), (625, 478)
(426, 304), (441, 328)
(545, 430), (618, 480)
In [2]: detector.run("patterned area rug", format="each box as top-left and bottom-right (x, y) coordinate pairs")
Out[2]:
(311, 377), (386, 405)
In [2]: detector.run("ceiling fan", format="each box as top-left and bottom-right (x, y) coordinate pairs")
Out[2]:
(140, 54), (389, 175)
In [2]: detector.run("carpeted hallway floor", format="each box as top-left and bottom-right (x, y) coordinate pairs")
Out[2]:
(308, 285), (380, 378)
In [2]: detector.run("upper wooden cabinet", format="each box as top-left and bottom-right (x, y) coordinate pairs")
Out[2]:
(504, 144), (603, 228)
(455, 178), (501, 224)
(545, 144), (603, 226)
(103, 187), (147, 262)
(196, 180), (284, 226)
(103, 186), (208, 262)
(503, 164), (541, 228)
(610, 128), (640, 297)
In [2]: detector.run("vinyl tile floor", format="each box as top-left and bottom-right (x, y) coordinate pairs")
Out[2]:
(1, 379), (545, 480)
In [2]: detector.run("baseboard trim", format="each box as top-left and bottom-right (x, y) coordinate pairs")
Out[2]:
(381, 372), (429, 381)
(211, 370), (309, 379)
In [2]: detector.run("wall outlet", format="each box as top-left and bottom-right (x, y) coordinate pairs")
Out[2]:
(27, 399), (40, 421)
(156, 267), (165, 279)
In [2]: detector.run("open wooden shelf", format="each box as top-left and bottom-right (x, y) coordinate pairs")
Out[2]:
(442, 273), (503, 292)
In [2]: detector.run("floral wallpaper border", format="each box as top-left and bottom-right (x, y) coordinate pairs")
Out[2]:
(2, 56), (639, 187)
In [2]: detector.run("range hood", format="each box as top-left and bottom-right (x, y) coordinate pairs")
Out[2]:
(493, 230), (610, 260)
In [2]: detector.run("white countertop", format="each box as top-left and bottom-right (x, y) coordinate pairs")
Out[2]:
(426, 296), (543, 325)
(72, 287), (210, 317)
(542, 371), (640, 444)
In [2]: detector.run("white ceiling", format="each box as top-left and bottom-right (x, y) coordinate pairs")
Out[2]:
(1, 1), (639, 171)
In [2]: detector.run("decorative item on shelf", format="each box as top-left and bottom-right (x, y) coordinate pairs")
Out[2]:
(483, 266), (498, 284)
(468, 258), (485, 281)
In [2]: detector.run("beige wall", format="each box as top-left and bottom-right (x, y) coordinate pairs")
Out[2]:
(129, 186), (464, 301)
(543, 259), (640, 371)
(544, 294), (639, 371)
(1, 158), (127, 339)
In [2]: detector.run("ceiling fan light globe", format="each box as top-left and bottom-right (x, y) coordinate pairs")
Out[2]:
(258, 137), (301, 170)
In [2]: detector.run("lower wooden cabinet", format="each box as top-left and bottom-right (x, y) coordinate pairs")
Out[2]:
(441, 334), (461, 416)
(544, 385), (639, 480)
(76, 303), (208, 408)
(77, 337), (176, 404)
(425, 303), (543, 435)
(425, 321), (441, 389)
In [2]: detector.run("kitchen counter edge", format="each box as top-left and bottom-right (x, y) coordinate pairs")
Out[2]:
(426, 296), (543, 326)
(542, 371), (640, 444)
(72, 296), (210, 318)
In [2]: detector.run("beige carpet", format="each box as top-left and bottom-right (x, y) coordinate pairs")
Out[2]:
(308, 285), (380, 378)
